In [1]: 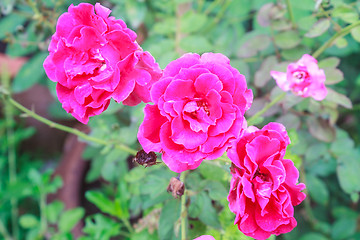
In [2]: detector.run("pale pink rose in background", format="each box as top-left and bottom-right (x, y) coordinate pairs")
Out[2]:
(138, 53), (253, 172)
(270, 54), (327, 101)
(193, 235), (216, 240)
(44, 3), (161, 124)
(227, 122), (306, 240)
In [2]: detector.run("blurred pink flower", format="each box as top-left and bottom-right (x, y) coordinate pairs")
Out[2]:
(44, 3), (161, 124)
(270, 54), (327, 101)
(194, 235), (216, 240)
(227, 122), (306, 240)
(138, 53), (253, 172)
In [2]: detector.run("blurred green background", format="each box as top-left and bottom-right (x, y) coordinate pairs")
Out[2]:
(0, 0), (360, 239)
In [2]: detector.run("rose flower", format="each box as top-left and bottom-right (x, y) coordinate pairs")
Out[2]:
(44, 3), (161, 124)
(270, 54), (327, 101)
(227, 122), (306, 240)
(138, 53), (253, 172)
(193, 235), (216, 240)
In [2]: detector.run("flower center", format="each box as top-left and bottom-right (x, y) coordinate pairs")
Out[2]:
(196, 100), (210, 116)
(292, 71), (308, 83)
(253, 168), (269, 182)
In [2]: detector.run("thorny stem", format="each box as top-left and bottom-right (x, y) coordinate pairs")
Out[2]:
(285, 0), (296, 29)
(312, 20), (360, 59)
(247, 92), (287, 126)
(180, 172), (188, 240)
(2, 71), (19, 240)
(7, 97), (138, 156)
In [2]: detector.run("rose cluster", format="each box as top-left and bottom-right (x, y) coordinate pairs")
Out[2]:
(44, 3), (318, 239)
(44, 3), (161, 124)
(138, 53), (253, 172)
(227, 123), (306, 239)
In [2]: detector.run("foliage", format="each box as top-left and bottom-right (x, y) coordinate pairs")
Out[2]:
(1, 0), (360, 239)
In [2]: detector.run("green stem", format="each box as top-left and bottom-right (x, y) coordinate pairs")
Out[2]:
(8, 97), (137, 156)
(202, 0), (231, 34)
(247, 92), (286, 126)
(2, 72), (18, 239)
(312, 20), (360, 59)
(299, 164), (318, 227)
(121, 218), (134, 234)
(39, 190), (47, 237)
(285, 0), (296, 29)
(203, 0), (222, 15)
(0, 218), (12, 240)
(180, 172), (188, 240)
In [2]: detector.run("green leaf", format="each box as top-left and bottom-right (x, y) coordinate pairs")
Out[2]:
(274, 30), (301, 49)
(46, 200), (64, 224)
(318, 57), (340, 69)
(28, 168), (42, 186)
(324, 67), (344, 85)
(152, 18), (176, 35)
(254, 56), (277, 87)
(83, 214), (121, 239)
(330, 132), (354, 157)
(6, 21), (38, 57)
(204, 180), (228, 201)
(281, 45), (310, 61)
(306, 116), (335, 142)
(305, 19), (330, 38)
(124, 166), (146, 183)
(350, 26), (360, 42)
(0, 13), (27, 40)
(337, 152), (360, 195)
(180, 35), (213, 53)
(306, 174), (329, 205)
(237, 34), (271, 58)
(12, 52), (48, 93)
(158, 199), (180, 240)
(304, 143), (328, 163)
(325, 88), (352, 109)
(256, 3), (274, 27)
(59, 208), (85, 233)
(331, 217), (357, 240)
(85, 191), (115, 215)
(181, 11), (207, 33)
(125, 0), (146, 28)
(198, 163), (229, 182)
(299, 232), (329, 240)
(332, 206), (359, 220)
(332, 4), (358, 24)
(335, 37), (348, 48)
(198, 192), (221, 228)
(19, 214), (39, 229)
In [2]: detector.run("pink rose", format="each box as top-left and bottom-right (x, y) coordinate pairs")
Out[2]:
(194, 235), (216, 240)
(270, 54), (327, 101)
(43, 3), (161, 124)
(138, 53), (253, 173)
(227, 122), (306, 240)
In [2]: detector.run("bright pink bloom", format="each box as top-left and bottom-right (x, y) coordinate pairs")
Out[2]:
(227, 123), (306, 240)
(43, 3), (161, 124)
(193, 235), (216, 240)
(270, 54), (327, 101)
(138, 53), (253, 172)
